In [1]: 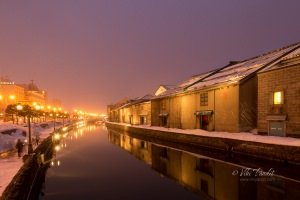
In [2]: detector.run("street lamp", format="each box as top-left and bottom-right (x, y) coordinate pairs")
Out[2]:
(49, 113), (55, 130)
(16, 104), (33, 154)
(55, 113), (59, 128)
(16, 104), (23, 111)
(9, 95), (15, 100)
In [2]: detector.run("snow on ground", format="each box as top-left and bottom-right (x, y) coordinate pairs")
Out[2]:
(0, 156), (23, 195)
(0, 121), (61, 197)
(107, 122), (300, 147)
(0, 123), (28, 153)
(0, 122), (61, 153)
(0, 131), (25, 153)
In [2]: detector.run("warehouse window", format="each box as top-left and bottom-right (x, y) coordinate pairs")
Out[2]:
(273, 91), (284, 105)
(200, 93), (208, 106)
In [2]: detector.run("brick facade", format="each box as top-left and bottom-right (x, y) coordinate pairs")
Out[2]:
(258, 58), (300, 137)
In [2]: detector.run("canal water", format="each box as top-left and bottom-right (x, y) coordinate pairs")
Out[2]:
(40, 125), (300, 200)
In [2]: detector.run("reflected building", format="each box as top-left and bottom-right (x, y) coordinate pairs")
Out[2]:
(108, 130), (152, 164)
(151, 145), (241, 199)
(108, 129), (300, 200)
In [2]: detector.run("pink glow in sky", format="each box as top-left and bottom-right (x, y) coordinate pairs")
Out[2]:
(0, 0), (299, 112)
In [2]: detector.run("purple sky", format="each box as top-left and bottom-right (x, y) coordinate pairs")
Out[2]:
(0, 0), (299, 113)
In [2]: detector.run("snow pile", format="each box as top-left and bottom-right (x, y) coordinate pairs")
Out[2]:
(0, 122), (58, 153)
(0, 130), (26, 152)
(0, 123), (27, 132)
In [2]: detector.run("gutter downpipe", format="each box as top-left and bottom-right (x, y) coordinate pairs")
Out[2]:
(214, 89), (216, 131)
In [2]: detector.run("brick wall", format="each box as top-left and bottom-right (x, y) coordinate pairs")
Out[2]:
(258, 62), (300, 136)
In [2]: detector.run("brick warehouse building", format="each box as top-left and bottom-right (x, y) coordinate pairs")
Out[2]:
(108, 41), (300, 137)
(258, 48), (300, 137)
(151, 42), (300, 133)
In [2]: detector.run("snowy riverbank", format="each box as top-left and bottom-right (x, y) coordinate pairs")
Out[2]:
(106, 122), (300, 164)
(0, 122), (59, 196)
(107, 122), (300, 147)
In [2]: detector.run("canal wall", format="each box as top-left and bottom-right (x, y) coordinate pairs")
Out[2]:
(0, 136), (54, 200)
(106, 122), (300, 165)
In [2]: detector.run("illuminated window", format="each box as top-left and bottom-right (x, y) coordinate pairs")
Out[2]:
(273, 91), (283, 105)
(200, 93), (208, 106)
(9, 95), (15, 100)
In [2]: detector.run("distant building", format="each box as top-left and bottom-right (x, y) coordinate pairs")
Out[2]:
(0, 77), (25, 113)
(151, 70), (216, 129)
(107, 98), (132, 122)
(118, 95), (152, 125)
(257, 47), (300, 137)
(107, 86), (168, 125)
(18, 80), (48, 106)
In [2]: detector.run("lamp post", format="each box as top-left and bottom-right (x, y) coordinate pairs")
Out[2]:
(50, 113), (55, 131)
(16, 104), (33, 154)
(53, 107), (57, 131)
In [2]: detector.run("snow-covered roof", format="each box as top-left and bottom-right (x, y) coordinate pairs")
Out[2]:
(186, 42), (300, 91)
(153, 70), (215, 99)
(154, 85), (172, 96)
(178, 70), (216, 88)
(281, 46), (300, 60)
(153, 42), (300, 98)
(118, 94), (153, 109)
(259, 45), (300, 73)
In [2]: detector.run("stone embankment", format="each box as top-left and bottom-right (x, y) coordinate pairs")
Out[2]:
(106, 122), (300, 165)
(0, 125), (73, 200)
(0, 136), (53, 200)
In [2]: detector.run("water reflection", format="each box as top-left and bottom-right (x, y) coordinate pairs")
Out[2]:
(45, 124), (96, 169)
(108, 130), (300, 200)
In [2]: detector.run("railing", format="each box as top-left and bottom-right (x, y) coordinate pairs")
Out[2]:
(0, 123), (81, 200)
(0, 135), (53, 200)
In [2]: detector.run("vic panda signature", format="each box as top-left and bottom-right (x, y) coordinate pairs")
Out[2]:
(232, 168), (275, 177)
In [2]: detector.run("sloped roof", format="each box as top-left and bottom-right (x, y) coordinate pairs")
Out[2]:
(186, 42), (300, 91)
(179, 70), (217, 88)
(154, 85), (173, 96)
(153, 70), (216, 99)
(259, 46), (300, 73)
(118, 94), (153, 109)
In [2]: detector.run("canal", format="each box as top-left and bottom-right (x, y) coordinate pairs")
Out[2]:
(40, 125), (300, 200)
